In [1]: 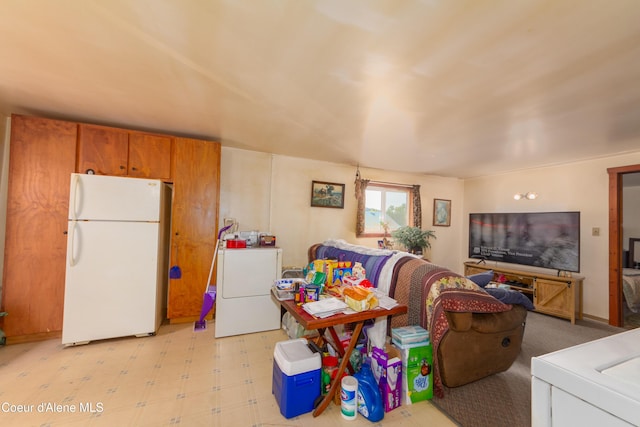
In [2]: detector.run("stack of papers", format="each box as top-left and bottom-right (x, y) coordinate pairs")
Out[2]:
(302, 298), (349, 318)
(374, 290), (399, 310)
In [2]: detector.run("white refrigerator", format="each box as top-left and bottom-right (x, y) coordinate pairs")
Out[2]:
(62, 173), (171, 346)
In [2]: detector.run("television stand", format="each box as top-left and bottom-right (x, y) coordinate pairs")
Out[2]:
(464, 262), (583, 324)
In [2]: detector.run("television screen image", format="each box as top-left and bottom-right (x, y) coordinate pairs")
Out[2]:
(469, 212), (580, 273)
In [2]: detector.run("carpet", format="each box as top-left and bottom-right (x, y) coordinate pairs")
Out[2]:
(431, 311), (626, 427)
(625, 311), (640, 328)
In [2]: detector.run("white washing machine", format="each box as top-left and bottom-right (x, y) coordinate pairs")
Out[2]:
(531, 328), (640, 426)
(214, 247), (282, 338)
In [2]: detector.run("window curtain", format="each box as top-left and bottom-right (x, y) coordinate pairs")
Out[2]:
(355, 177), (369, 236)
(412, 185), (422, 228)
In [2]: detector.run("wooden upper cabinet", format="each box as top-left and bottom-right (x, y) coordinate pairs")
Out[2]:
(128, 133), (172, 180)
(77, 124), (128, 176)
(77, 124), (172, 180)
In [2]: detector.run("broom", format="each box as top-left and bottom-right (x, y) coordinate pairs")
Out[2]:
(194, 223), (233, 331)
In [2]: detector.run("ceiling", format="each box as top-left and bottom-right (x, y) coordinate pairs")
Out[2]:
(1, 0), (640, 179)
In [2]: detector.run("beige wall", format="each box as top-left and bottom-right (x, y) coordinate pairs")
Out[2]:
(220, 147), (465, 271)
(221, 146), (640, 320)
(464, 152), (640, 320)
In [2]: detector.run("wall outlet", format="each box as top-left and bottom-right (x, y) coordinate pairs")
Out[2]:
(224, 218), (235, 227)
(592, 227), (600, 237)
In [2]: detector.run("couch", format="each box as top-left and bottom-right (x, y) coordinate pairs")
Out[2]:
(308, 240), (529, 397)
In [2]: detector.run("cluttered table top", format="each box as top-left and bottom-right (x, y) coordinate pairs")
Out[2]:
(277, 295), (407, 330)
(272, 259), (407, 329)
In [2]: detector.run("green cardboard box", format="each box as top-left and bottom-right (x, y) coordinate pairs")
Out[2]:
(392, 339), (433, 404)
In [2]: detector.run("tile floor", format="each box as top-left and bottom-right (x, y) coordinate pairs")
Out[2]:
(0, 322), (456, 426)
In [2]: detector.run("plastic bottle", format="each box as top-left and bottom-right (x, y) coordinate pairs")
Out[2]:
(341, 376), (358, 420)
(353, 363), (384, 422)
(322, 355), (338, 395)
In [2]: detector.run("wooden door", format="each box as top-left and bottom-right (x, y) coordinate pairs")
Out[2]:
(77, 124), (128, 176)
(167, 137), (220, 321)
(128, 133), (172, 180)
(2, 115), (77, 341)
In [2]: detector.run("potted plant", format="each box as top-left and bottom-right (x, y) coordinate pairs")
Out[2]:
(391, 226), (436, 255)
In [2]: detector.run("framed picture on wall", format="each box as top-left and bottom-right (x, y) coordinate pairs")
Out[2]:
(311, 180), (345, 208)
(433, 198), (451, 226)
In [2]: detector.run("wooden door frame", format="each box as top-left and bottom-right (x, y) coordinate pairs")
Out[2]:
(608, 164), (640, 326)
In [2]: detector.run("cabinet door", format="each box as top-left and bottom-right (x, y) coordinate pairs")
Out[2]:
(77, 124), (128, 176)
(128, 133), (172, 180)
(2, 115), (77, 340)
(167, 137), (220, 321)
(534, 279), (572, 319)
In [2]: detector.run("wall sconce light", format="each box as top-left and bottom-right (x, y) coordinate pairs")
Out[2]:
(514, 192), (538, 200)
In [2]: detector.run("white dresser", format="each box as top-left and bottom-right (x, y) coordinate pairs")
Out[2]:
(531, 328), (640, 426)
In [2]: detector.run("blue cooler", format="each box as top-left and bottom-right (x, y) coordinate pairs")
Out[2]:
(272, 338), (321, 418)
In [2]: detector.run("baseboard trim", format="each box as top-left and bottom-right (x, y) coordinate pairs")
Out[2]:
(169, 314), (213, 324)
(6, 330), (61, 345)
(582, 313), (609, 324)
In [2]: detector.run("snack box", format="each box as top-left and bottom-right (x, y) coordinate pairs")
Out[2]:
(391, 325), (429, 346)
(260, 235), (276, 246)
(312, 259), (354, 286)
(331, 267), (352, 286)
(342, 275), (369, 287)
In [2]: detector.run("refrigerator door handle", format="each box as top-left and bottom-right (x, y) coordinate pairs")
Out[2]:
(71, 173), (80, 221)
(68, 220), (78, 267)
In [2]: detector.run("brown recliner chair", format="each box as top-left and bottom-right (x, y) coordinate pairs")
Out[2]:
(438, 305), (527, 387)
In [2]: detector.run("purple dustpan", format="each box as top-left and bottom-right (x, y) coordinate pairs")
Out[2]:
(194, 286), (216, 331)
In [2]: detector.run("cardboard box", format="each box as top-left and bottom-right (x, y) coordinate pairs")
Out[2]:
(393, 341), (433, 404)
(392, 325), (429, 346)
(342, 275), (368, 287)
(312, 259), (338, 286)
(371, 344), (403, 412)
(331, 267), (352, 285)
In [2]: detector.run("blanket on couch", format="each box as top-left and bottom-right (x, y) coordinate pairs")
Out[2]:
(313, 239), (414, 293)
(388, 258), (451, 330)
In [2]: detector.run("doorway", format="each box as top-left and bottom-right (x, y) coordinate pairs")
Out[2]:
(608, 164), (640, 327)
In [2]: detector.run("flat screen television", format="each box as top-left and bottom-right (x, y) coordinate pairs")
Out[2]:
(469, 211), (580, 273)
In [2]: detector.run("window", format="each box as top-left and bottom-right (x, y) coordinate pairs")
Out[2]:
(363, 184), (412, 236)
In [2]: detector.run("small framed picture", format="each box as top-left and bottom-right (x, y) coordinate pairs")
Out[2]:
(433, 199), (451, 227)
(311, 181), (345, 208)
